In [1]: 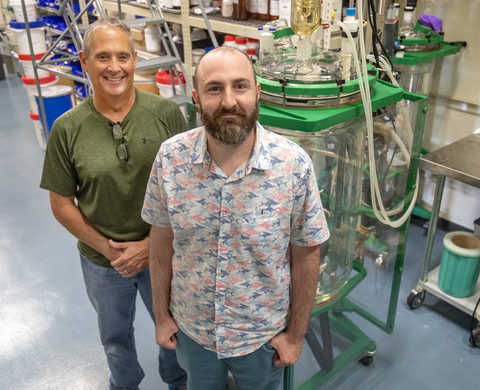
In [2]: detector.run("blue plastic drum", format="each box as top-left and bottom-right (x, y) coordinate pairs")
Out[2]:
(34, 85), (73, 132)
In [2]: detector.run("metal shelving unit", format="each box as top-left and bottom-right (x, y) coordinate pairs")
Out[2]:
(34, 0), (102, 83)
(102, 0), (262, 81)
(1, 0), (11, 27)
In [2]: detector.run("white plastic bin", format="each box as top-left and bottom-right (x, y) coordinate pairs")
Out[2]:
(9, 0), (37, 23)
(22, 73), (57, 114)
(30, 110), (47, 150)
(156, 69), (185, 97)
(156, 70), (186, 117)
(18, 53), (50, 79)
(9, 20), (47, 54)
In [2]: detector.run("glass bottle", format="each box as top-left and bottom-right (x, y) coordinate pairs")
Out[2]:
(399, 5), (416, 38)
(257, 0), (269, 21)
(248, 0), (258, 19)
(233, 0), (250, 20)
(269, 0), (279, 21)
(290, 0), (321, 37)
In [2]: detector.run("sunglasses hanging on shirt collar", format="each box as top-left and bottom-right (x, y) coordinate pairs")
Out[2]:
(112, 123), (129, 161)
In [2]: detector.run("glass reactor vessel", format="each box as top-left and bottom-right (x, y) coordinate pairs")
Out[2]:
(255, 46), (372, 303)
(268, 121), (365, 303)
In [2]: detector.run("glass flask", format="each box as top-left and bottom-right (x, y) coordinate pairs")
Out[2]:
(265, 119), (365, 303)
(396, 62), (435, 96)
(396, 62), (434, 125)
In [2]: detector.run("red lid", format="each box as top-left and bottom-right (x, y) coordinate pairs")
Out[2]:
(235, 37), (247, 44)
(22, 73), (56, 85)
(18, 52), (45, 61)
(247, 48), (256, 54)
(29, 110), (40, 120)
(247, 38), (259, 43)
(156, 70), (185, 85)
(224, 35), (235, 41)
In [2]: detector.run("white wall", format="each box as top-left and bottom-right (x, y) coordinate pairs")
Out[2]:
(415, 0), (480, 229)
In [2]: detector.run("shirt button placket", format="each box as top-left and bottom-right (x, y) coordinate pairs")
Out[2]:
(215, 182), (232, 352)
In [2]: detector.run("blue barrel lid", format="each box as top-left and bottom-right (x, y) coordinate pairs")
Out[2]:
(9, 19), (45, 29)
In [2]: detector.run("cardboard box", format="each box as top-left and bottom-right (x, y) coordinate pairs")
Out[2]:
(132, 28), (146, 52)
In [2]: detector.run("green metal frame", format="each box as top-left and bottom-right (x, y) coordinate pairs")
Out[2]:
(391, 41), (463, 66)
(263, 84), (428, 389)
(283, 261), (376, 390)
(257, 70), (377, 97)
(356, 91), (427, 333)
(392, 20), (464, 65)
(259, 79), (404, 132)
(397, 21), (444, 47)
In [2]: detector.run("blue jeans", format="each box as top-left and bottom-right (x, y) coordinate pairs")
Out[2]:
(176, 330), (283, 390)
(80, 254), (187, 390)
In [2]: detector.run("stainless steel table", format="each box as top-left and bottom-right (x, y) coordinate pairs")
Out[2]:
(408, 133), (480, 317)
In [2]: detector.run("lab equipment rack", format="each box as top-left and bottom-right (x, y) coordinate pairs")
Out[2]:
(407, 134), (480, 332)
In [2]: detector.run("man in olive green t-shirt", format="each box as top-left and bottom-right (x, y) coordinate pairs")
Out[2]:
(40, 18), (187, 390)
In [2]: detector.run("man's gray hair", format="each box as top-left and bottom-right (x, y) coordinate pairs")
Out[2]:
(83, 17), (135, 58)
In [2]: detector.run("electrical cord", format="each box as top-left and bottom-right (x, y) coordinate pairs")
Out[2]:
(367, 0), (380, 67)
(367, 0), (392, 65)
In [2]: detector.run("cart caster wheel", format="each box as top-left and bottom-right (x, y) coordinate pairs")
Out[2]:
(469, 326), (480, 348)
(422, 221), (429, 235)
(407, 291), (425, 310)
(359, 355), (374, 366)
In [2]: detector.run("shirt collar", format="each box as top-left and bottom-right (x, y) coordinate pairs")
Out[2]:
(191, 122), (272, 171)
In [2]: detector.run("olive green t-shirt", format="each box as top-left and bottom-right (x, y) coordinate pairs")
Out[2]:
(40, 89), (186, 267)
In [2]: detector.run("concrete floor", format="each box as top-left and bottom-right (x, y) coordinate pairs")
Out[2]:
(0, 74), (478, 390)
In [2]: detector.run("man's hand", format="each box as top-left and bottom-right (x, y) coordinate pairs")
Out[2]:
(269, 332), (303, 367)
(109, 238), (149, 277)
(155, 315), (179, 349)
(103, 245), (123, 262)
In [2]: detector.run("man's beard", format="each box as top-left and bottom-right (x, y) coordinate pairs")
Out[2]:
(200, 99), (258, 145)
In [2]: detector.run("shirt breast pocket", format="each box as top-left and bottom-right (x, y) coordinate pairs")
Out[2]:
(235, 208), (281, 248)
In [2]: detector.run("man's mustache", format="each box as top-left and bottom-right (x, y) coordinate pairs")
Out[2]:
(215, 106), (246, 116)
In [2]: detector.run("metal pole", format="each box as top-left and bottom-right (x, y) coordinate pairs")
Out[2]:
(117, 0), (123, 18)
(64, 3), (84, 50)
(21, 0), (49, 142)
(421, 174), (445, 282)
(196, 0), (219, 48)
(153, 0), (192, 95)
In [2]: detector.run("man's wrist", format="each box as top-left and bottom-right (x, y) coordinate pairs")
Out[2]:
(97, 238), (111, 259)
(285, 328), (305, 344)
(154, 311), (172, 322)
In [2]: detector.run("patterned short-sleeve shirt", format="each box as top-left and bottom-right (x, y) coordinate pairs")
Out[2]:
(142, 123), (330, 358)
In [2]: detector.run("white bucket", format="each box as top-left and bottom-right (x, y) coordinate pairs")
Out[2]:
(22, 73), (57, 114)
(156, 70), (185, 97)
(9, 0), (37, 23)
(18, 53), (50, 79)
(9, 20), (47, 54)
(156, 70), (187, 118)
(30, 110), (47, 150)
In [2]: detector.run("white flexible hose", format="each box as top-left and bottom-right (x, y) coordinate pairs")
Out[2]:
(367, 54), (414, 150)
(339, 0), (419, 228)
